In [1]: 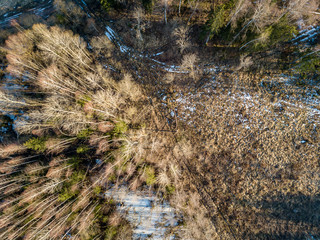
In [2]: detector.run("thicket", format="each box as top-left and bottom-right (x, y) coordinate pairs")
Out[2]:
(0, 23), (182, 239)
(294, 44), (320, 79)
(97, 0), (319, 49)
(94, 0), (319, 81)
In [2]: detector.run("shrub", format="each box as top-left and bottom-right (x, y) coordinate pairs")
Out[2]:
(77, 128), (94, 139)
(68, 156), (81, 169)
(295, 52), (320, 79)
(113, 121), (128, 136)
(76, 95), (92, 107)
(100, 0), (112, 12)
(105, 226), (118, 240)
(56, 13), (67, 24)
(24, 137), (47, 153)
(59, 171), (85, 201)
(141, 0), (154, 13)
(205, 1), (235, 39)
(165, 185), (175, 195)
(100, 0), (124, 12)
(267, 17), (298, 45)
(76, 145), (90, 154)
(59, 187), (78, 201)
(71, 171), (86, 184)
(94, 186), (102, 195)
(145, 166), (156, 186)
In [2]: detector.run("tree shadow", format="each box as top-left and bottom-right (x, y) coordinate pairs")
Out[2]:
(247, 194), (320, 239)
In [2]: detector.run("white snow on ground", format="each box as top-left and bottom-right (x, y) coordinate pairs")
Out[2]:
(105, 26), (120, 44)
(291, 25), (320, 45)
(103, 26), (218, 73)
(0, 0), (53, 26)
(105, 187), (181, 239)
(147, 51), (164, 57)
(170, 73), (320, 132)
(104, 64), (117, 72)
(0, 73), (28, 137)
(78, 0), (91, 17)
(0, 12), (22, 25)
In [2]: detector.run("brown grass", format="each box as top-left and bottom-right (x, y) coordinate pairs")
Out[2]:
(160, 72), (320, 239)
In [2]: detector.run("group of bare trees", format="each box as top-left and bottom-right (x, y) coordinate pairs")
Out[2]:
(206, 0), (319, 46)
(0, 23), (187, 239)
(0, 146), (132, 239)
(122, 0), (319, 49)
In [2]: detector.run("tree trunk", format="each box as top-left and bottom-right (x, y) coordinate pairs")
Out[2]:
(164, 0), (168, 24)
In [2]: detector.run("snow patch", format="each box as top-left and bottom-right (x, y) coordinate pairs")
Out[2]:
(105, 187), (181, 239)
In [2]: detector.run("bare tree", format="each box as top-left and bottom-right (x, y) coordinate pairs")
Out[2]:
(54, 0), (85, 27)
(163, 0), (169, 24)
(133, 7), (145, 42)
(181, 53), (199, 80)
(173, 26), (191, 54)
(230, 0), (281, 44)
(287, 0), (320, 24)
(187, 0), (199, 24)
(227, 0), (253, 29)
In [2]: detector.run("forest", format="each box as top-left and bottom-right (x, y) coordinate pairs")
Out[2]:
(0, 0), (319, 239)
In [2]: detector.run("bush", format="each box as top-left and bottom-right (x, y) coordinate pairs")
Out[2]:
(252, 16), (298, 50)
(100, 0), (124, 12)
(267, 17), (298, 45)
(76, 145), (89, 154)
(105, 226), (118, 240)
(205, 1), (235, 39)
(94, 186), (102, 195)
(165, 185), (175, 195)
(59, 187), (78, 201)
(77, 128), (94, 139)
(71, 171), (86, 183)
(68, 156), (81, 169)
(141, 0), (153, 13)
(100, 0), (111, 12)
(113, 121), (128, 136)
(145, 166), (156, 186)
(24, 137), (47, 153)
(76, 95), (91, 107)
(58, 171), (85, 201)
(295, 52), (320, 80)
